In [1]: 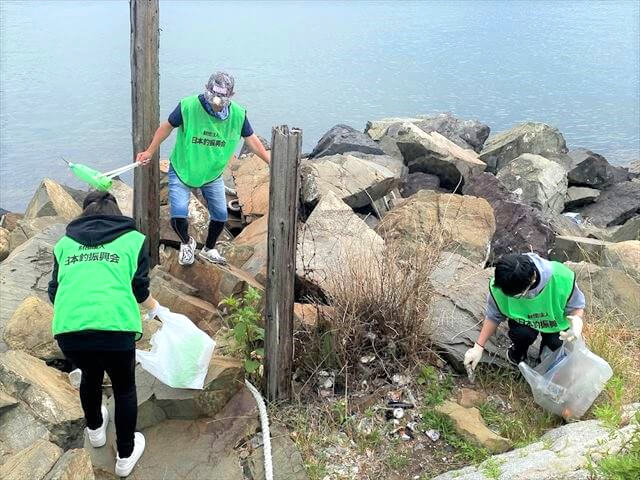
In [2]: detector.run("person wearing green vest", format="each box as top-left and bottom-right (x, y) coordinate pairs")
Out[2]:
(48, 191), (165, 478)
(136, 71), (270, 265)
(464, 253), (586, 373)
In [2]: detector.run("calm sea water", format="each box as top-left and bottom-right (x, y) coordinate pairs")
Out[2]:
(1, 0), (639, 211)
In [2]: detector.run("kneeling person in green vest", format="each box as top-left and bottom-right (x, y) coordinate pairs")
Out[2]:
(464, 253), (586, 372)
(48, 191), (165, 478)
(136, 71), (270, 266)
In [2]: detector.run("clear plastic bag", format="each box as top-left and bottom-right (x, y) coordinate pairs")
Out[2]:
(135, 308), (215, 389)
(519, 339), (613, 420)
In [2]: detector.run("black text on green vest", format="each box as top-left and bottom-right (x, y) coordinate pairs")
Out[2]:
(170, 96), (246, 187)
(489, 262), (575, 333)
(52, 231), (145, 338)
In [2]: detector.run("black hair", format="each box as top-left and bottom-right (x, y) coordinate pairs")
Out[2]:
(494, 254), (536, 296)
(80, 190), (122, 217)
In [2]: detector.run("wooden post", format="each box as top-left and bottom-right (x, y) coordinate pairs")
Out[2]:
(130, 0), (160, 266)
(264, 125), (302, 403)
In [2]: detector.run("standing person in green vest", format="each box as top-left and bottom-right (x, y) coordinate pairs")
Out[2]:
(464, 253), (586, 372)
(48, 191), (165, 478)
(136, 72), (270, 266)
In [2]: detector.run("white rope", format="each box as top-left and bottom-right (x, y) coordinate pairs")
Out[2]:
(244, 379), (273, 480)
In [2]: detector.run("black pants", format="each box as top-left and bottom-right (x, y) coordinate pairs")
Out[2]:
(508, 319), (563, 363)
(62, 349), (137, 458)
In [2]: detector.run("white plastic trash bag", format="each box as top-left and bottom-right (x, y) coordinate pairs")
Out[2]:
(519, 339), (612, 420)
(136, 308), (215, 389)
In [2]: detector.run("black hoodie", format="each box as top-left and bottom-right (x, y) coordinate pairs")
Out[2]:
(48, 215), (151, 351)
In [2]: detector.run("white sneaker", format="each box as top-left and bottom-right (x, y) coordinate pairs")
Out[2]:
(87, 405), (109, 448)
(115, 432), (146, 477)
(199, 247), (226, 265)
(178, 237), (196, 265)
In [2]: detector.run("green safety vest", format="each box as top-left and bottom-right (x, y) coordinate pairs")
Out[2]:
(52, 231), (145, 338)
(489, 262), (575, 333)
(169, 96), (246, 187)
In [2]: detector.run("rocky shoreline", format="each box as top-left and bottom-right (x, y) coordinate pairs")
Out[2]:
(0, 113), (638, 479)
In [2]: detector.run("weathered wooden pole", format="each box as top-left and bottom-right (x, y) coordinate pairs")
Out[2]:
(264, 125), (302, 402)
(130, 0), (160, 266)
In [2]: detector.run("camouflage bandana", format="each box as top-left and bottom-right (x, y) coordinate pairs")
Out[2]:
(204, 72), (235, 109)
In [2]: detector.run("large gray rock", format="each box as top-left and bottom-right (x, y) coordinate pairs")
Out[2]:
(246, 425), (309, 480)
(0, 224), (65, 352)
(603, 240), (640, 284)
(3, 296), (62, 361)
(300, 154), (398, 209)
(479, 122), (568, 173)
(497, 153), (568, 215)
(109, 179), (133, 217)
(566, 261), (640, 328)
(0, 351), (84, 449)
(24, 179), (82, 221)
(8, 216), (66, 251)
(0, 439), (62, 480)
(387, 123), (486, 191)
(432, 412), (638, 480)
(88, 387), (261, 480)
(567, 148), (630, 189)
(297, 191), (384, 294)
(310, 124), (385, 158)
(0, 402), (51, 463)
(399, 172), (441, 197)
(43, 448), (95, 480)
(366, 113), (490, 153)
(550, 235), (611, 264)
(377, 190), (495, 265)
(463, 173), (556, 263)
(413, 113), (490, 152)
(340, 150), (407, 179)
(365, 116), (425, 141)
(239, 133), (270, 157)
(609, 215), (640, 242)
(564, 186), (600, 210)
(577, 181), (640, 227)
(428, 253), (510, 370)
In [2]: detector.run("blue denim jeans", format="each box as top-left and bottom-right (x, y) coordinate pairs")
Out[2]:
(168, 165), (228, 222)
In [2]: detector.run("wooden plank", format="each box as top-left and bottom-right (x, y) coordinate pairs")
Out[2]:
(264, 125), (302, 402)
(130, 0), (160, 266)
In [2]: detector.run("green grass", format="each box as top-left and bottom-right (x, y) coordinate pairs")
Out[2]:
(418, 364), (454, 407)
(481, 457), (504, 479)
(475, 367), (562, 447)
(593, 376), (625, 429)
(588, 421), (640, 480)
(421, 408), (490, 464)
(385, 451), (410, 470)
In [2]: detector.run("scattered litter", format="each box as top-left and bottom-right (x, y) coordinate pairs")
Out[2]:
(563, 212), (583, 224)
(425, 429), (440, 442)
(360, 355), (376, 364)
(465, 364), (476, 384)
(388, 401), (414, 410)
(392, 374), (410, 386)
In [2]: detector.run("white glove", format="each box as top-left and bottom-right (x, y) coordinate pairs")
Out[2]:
(559, 315), (583, 342)
(464, 343), (484, 371)
(145, 303), (168, 321)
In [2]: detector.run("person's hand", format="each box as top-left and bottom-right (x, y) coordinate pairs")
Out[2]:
(145, 301), (168, 321)
(464, 343), (484, 371)
(559, 315), (583, 342)
(136, 150), (152, 166)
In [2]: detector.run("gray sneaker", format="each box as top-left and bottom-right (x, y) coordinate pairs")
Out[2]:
(199, 247), (226, 265)
(178, 237), (196, 265)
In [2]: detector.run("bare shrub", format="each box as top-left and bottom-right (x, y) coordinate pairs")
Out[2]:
(296, 231), (449, 383)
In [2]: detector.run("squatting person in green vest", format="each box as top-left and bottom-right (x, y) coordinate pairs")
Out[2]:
(464, 253), (586, 372)
(48, 191), (165, 478)
(136, 71), (270, 265)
